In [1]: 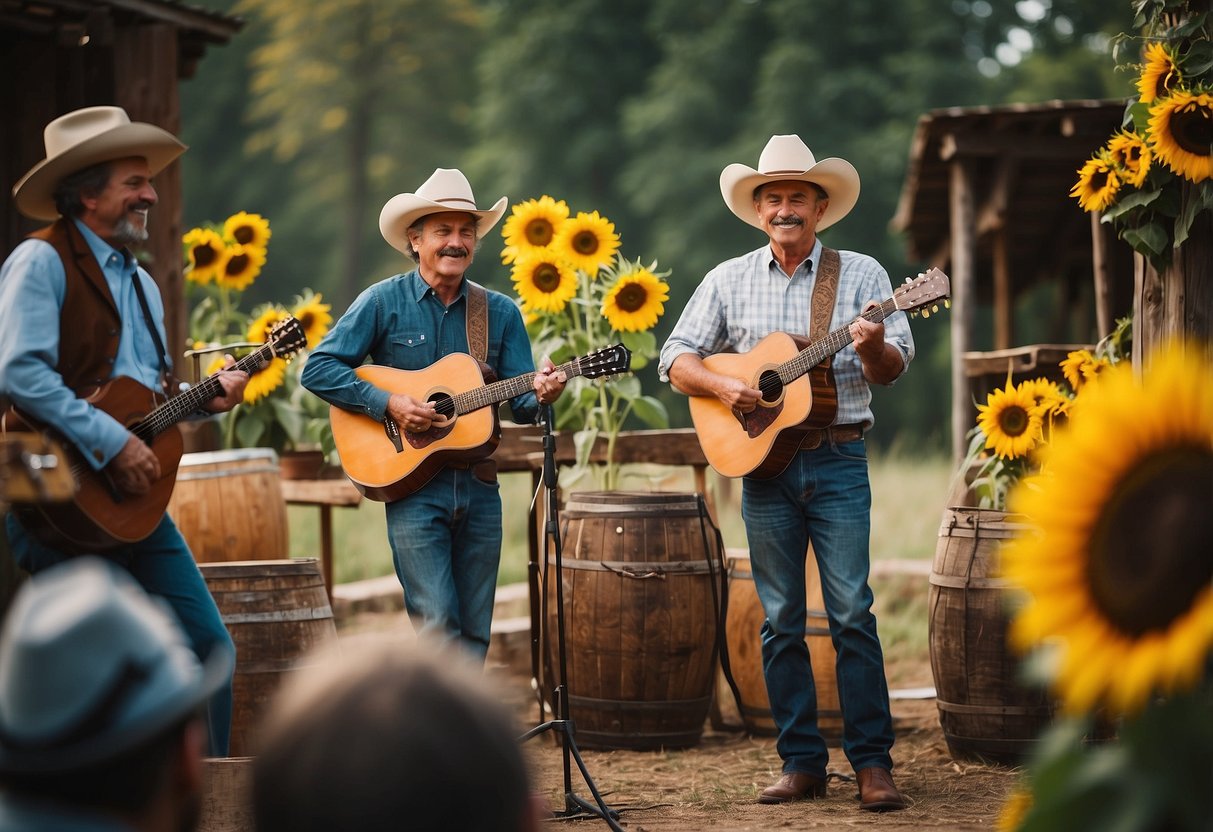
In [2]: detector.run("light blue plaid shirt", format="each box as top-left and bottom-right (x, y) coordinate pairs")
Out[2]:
(659, 238), (914, 428)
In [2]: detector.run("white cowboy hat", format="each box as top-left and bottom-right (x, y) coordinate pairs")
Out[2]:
(0, 557), (232, 773)
(12, 106), (187, 222)
(379, 168), (508, 256)
(719, 134), (860, 232)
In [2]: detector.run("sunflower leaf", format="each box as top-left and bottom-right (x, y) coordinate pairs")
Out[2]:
(629, 395), (669, 429)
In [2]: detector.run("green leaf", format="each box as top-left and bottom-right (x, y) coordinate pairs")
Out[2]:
(572, 427), (598, 468)
(630, 395), (669, 429)
(1123, 222), (1169, 256)
(234, 409), (268, 447)
(1102, 187), (1162, 220)
(1127, 100), (1152, 133)
(619, 329), (657, 359)
(269, 397), (307, 446)
(608, 374), (642, 400)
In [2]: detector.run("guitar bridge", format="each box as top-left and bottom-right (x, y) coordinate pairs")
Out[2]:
(382, 418), (404, 453)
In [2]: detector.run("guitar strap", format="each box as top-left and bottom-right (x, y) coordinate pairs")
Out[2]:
(465, 280), (489, 364)
(127, 260), (173, 396)
(809, 247), (842, 340)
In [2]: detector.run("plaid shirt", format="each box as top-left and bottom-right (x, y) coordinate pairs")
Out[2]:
(659, 238), (915, 428)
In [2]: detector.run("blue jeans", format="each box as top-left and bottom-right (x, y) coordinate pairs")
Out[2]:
(741, 438), (894, 778)
(5, 513), (235, 756)
(384, 467), (502, 663)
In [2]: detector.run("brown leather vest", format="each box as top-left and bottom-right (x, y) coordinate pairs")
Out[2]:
(29, 219), (122, 395)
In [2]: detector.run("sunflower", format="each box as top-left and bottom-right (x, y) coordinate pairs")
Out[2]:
(291, 290), (333, 348)
(1136, 42), (1181, 104)
(1003, 342), (1213, 715)
(222, 211), (272, 251)
(242, 356), (288, 404)
(553, 210), (620, 276)
(601, 266), (669, 332)
(1022, 377), (1070, 438)
(500, 196), (569, 265)
(182, 228), (225, 285)
(996, 785), (1033, 832)
(1148, 90), (1213, 183)
(1105, 130), (1152, 189)
(1070, 154), (1122, 212)
(215, 243), (267, 291)
(976, 382), (1043, 460)
(203, 353), (227, 377)
(511, 253), (577, 314)
(247, 305), (292, 344)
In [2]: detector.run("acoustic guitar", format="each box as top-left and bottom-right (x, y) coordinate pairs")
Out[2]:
(4, 316), (307, 552)
(688, 268), (950, 479)
(330, 344), (632, 502)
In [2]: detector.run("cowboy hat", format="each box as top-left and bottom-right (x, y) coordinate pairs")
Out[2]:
(0, 557), (232, 774)
(12, 106), (187, 222)
(719, 134), (860, 232)
(379, 168), (508, 256)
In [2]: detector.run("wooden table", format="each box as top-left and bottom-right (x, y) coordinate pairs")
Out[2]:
(279, 477), (362, 600)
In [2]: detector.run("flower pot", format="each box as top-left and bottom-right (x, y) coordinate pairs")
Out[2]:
(278, 449), (331, 481)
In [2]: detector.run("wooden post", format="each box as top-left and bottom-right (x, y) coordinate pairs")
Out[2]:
(1090, 211), (1113, 339)
(948, 155), (977, 464)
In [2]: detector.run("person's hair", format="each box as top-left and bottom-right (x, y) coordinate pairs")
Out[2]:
(753, 180), (829, 202)
(0, 714), (195, 815)
(52, 161), (114, 217)
(403, 213), (483, 262)
(253, 639), (531, 832)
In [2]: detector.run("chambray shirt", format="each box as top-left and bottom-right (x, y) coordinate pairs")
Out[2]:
(0, 218), (170, 470)
(300, 270), (539, 424)
(659, 239), (915, 428)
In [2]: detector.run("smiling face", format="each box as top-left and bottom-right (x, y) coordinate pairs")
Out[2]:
(78, 156), (157, 248)
(754, 180), (829, 254)
(407, 211), (479, 286)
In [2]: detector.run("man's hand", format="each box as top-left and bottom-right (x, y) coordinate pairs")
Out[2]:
(205, 354), (250, 413)
(849, 301), (905, 385)
(108, 434), (160, 495)
(533, 358), (568, 406)
(387, 393), (441, 434)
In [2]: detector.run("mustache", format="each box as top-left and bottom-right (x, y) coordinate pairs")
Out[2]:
(438, 247), (468, 258)
(130, 200), (153, 212)
(771, 215), (804, 227)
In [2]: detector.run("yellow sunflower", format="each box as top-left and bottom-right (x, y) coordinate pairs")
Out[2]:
(203, 353), (227, 377)
(1105, 130), (1152, 188)
(1148, 90), (1213, 183)
(511, 253), (577, 314)
(976, 382), (1044, 460)
(291, 290), (333, 348)
(601, 266), (669, 333)
(1070, 154), (1122, 212)
(500, 196), (569, 265)
(1003, 342), (1213, 715)
(247, 305), (292, 344)
(242, 356), (288, 404)
(553, 210), (620, 276)
(183, 228), (225, 285)
(1136, 42), (1181, 104)
(215, 243), (267, 291)
(996, 785), (1033, 832)
(222, 211), (272, 251)
(1060, 348), (1111, 392)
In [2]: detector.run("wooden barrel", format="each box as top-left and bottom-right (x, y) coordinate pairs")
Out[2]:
(200, 559), (337, 757)
(929, 507), (1051, 765)
(714, 548), (842, 743)
(547, 491), (721, 750)
(168, 449), (289, 563)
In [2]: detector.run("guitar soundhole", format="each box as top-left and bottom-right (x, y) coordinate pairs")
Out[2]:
(756, 369), (783, 404)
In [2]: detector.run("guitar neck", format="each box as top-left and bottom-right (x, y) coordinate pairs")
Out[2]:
(131, 344), (277, 443)
(779, 297), (897, 384)
(451, 357), (585, 416)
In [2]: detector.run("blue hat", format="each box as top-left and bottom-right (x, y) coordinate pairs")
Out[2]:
(0, 557), (232, 773)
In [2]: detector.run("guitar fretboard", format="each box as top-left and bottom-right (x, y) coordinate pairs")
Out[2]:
(772, 298), (897, 389)
(440, 356), (588, 417)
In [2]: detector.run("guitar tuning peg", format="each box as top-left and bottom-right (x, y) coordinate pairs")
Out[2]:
(944, 299), (951, 309)
(932, 304), (939, 313)
(921, 309), (930, 318)
(904, 277), (912, 284)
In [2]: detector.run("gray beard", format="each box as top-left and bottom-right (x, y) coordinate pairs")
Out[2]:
(113, 216), (149, 245)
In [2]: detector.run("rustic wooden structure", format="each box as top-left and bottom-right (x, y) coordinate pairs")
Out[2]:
(892, 100), (1137, 460)
(1, 0), (242, 360)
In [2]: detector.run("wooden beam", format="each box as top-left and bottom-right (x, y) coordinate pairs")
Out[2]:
(1090, 211), (1113, 339)
(949, 157), (977, 464)
(940, 130), (1102, 162)
(993, 230), (1011, 349)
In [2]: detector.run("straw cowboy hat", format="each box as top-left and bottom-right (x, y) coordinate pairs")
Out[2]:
(379, 168), (508, 255)
(719, 134), (860, 232)
(12, 106), (187, 222)
(0, 557), (232, 774)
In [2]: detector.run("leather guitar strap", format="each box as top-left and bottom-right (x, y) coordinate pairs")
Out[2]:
(465, 280), (489, 364)
(810, 246), (841, 340)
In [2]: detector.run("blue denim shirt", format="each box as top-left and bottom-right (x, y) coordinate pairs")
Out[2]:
(300, 270), (539, 424)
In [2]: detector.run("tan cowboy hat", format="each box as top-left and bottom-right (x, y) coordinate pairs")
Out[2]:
(379, 168), (508, 255)
(12, 106), (187, 222)
(719, 134), (860, 232)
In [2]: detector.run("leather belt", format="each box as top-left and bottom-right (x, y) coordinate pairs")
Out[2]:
(799, 422), (865, 450)
(446, 458), (498, 484)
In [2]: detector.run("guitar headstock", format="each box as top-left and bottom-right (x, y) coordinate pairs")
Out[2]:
(580, 344), (632, 379)
(894, 268), (951, 318)
(268, 316), (308, 359)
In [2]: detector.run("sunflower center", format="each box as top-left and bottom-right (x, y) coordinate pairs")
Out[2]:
(572, 230), (600, 256)
(525, 219), (554, 247)
(226, 253), (249, 274)
(615, 283), (649, 313)
(532, 263), (562, 293)
(997, 405), (1030, 437)
(1171, 103), (1213, 156)
(232, 226), (255, 245)
(194, 245), (217, 268)
(1087, 447), (1213, 637)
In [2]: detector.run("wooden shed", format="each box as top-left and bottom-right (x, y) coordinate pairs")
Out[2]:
(1, 0), (241, 360)
(891, 100), (1136, 460)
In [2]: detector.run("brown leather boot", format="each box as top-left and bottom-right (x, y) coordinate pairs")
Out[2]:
(758, 771), (827, 804)
(856, 767), (906, 811)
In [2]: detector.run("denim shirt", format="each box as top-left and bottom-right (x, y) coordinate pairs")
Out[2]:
(300, 270), (539, 424)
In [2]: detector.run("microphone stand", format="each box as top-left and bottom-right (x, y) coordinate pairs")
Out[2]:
(518, 404), (623, 831)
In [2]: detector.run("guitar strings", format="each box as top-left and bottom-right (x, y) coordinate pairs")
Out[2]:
(755, 300), (893, 397)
